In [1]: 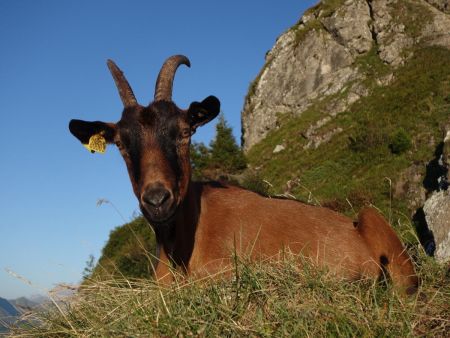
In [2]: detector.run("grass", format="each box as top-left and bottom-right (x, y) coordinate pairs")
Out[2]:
(8, 231), (450, 337)
(304, 0), (346, 19)
(388, 1), (434, 39)
(292, 19), (324, 47)
(289, 0), (348, 47)
(355, 46), (391, 80)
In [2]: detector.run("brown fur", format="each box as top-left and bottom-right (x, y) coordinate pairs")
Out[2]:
(155, 182), (418, 293)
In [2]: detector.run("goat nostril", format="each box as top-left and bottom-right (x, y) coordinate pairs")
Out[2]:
(143, 188), (171, 208)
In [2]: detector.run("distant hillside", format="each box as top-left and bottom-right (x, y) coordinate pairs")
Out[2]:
(9, 297), (39, 312)
(0, 297), (20, 333)
(0, 297), (19, 317)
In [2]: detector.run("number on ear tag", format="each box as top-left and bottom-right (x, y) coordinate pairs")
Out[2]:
(83, 133), (106, 154)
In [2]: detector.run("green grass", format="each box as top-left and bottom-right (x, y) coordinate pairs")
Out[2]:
(292, 19), (324, 47)
(388, 1), (434, 39)
(289, 0), (350, 47)
(355, 46), (391, 80)
(247, 47), (450, 224)
(304, 0), (346, 18)
(9, 235), (450, 337)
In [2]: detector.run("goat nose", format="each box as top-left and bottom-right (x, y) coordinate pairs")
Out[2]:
(143, 187), (171, 208)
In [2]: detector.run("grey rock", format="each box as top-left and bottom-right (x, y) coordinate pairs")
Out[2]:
(443, 128), (450, 166)
(321, 0), (373, 56)
(423, 191), (450, 262)
(242, 0), (450, 152)
(371, 0), (415, 66)
(422, 122), (450, 261)
(439, 123), (450, 188)
(242, 27), (361, 151)
(304, 127), (344, 150)
(394, 164), (427, 212)
(421, 2), (450, 47)
(376, 73), (394, 86)
(273, 144), (286, 153)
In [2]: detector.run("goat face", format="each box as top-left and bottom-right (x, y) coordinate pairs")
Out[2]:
(69, 56), (220, 225)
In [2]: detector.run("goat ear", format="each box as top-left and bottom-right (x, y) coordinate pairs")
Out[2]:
(188, 96), (220, 132)
(69, 119), (116, 153)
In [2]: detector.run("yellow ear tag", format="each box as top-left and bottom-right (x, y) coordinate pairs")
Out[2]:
(83, 133), (106, 154)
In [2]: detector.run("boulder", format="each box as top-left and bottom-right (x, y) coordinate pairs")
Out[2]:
(423, 191), (450, 262)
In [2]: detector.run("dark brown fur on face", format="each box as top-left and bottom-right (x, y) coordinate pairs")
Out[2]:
(69, 55), (418, 294)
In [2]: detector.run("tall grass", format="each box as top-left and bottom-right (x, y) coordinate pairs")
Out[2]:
(9, 232), (450, 337)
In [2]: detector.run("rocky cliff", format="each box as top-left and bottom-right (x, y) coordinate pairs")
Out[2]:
(241, 0), (450, 261)
(242, 0), (450, 151)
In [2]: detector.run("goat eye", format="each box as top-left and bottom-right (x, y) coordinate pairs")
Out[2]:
(115, 140), (122, 148)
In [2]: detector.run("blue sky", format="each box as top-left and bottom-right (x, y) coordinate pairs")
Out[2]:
(0, 0), (316, 299)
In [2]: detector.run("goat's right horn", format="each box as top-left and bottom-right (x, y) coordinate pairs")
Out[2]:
(154, 55), (191, 102)
(107, 59), (138, 108)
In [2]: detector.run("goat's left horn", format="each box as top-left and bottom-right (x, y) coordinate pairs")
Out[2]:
(154, 55), (191, 102)
(107, 59), (138, 107)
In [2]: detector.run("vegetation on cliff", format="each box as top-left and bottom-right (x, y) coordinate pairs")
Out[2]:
(247, 46), (450, 234)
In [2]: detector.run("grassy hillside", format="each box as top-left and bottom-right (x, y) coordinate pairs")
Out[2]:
(247, 47), (450, 231)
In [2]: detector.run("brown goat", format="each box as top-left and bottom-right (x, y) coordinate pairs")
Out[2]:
(69, 55), (418, 294)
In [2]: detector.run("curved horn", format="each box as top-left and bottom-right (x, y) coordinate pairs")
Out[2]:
(154, 55), (191, 102)
(107, 59), (138, 107)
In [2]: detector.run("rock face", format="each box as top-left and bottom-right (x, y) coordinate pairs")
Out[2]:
(423, 124), (450, 262)
(241, 0), (450, 260)
(423, 191), (450, 262)
(242, 0), (450, 152)
(241, 27), (359, 150)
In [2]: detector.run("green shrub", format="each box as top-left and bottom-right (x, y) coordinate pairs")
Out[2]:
(89, 216), (157, 280)
(191, 114), (247, 180)
(241, 172), (271, 196)
(190, 142), (210, 180)
(390, 128), (412, 154)
(209, 114), (247, 173)
(349, 122), (388, 153)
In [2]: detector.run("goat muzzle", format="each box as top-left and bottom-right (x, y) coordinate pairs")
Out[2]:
(140, 183), (176, 223)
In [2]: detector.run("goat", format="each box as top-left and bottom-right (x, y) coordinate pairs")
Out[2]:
(69, 55), (418, 294)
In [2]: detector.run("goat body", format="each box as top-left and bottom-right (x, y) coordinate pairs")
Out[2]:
(69, 55), (418, 294)
(155, 182), (418, 294)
